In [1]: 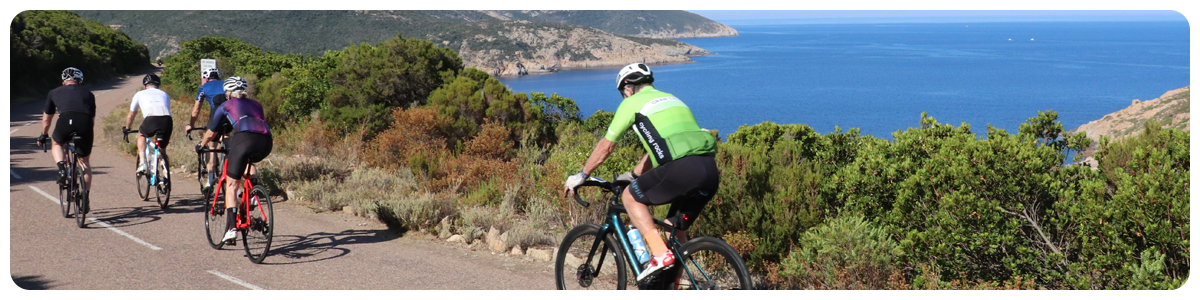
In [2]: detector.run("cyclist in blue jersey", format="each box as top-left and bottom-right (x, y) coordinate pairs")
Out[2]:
(185, 67), (229, 189)
(195, 76), (273, 245)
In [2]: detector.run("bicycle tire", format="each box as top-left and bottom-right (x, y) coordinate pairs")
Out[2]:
(59, 180), (71, 218)
(155, 154), (171, 209)
(72, 158), (86, 228)
(203, 183), (226, 250)
(674, 237), (753, 290)
(242, 185), (273, 264)
(136, 155), (150, 201)
(555, 223), (629, 290)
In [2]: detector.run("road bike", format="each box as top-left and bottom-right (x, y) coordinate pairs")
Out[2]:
(556, 174), (753, 290)
(39, 134), (89, 228)
(196, 145), (274, 264)
(123, 128), (171, 208)
(187, 128), (223, 201)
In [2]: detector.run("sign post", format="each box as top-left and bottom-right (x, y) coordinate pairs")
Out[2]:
(200, 59), (217, 76)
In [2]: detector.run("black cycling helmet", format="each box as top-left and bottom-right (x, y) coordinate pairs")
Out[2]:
(615, 63), (653, 93)
(143, 74), (161, 86)
(61, 67), (84, 83)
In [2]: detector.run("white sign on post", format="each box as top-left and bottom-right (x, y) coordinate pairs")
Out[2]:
(200, 59), (217, 76)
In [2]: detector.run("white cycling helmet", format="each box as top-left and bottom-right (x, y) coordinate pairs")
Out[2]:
(223, 76), (247, 92)
(61, 67), (84, 82)
(615, 63), (653, 92)
(202, 67), (221, 80)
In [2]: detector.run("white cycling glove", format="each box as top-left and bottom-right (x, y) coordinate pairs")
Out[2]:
(565, 172), (588, 192)
(616, 172), (637, 183)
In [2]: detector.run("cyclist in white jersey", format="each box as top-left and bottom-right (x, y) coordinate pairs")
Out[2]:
(123, 74), (174, 174)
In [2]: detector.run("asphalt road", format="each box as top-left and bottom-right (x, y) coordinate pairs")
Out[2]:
(7, 69), (556, 290)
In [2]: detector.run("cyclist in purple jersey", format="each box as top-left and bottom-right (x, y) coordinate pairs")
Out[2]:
(195, 76), (273, 244)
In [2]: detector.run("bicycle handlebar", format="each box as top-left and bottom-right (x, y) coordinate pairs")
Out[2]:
(570, 178), (612, 208)
(122, 128), (139, 143)
(186, 128), (208, 141)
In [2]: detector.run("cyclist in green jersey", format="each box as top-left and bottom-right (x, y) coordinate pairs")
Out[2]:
(563, 63), (719, 283)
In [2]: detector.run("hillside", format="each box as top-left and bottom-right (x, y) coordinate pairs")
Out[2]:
(10, 10), (150, 96)
(1069, 86), (1190, 151)
(72, 10), (728, 76)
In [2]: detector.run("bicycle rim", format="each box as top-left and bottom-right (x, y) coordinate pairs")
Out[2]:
(204, 185), (226, 250)
(136, 156), (150, 201)
(675, 237), (753, 290)
(555, 223), (629, 290)
(155, 155), (170, 209)
(59, 182), (71, 218)
(242, 186), (273, 264)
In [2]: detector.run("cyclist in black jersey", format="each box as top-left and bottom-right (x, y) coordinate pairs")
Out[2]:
(37, 67), (98, 194)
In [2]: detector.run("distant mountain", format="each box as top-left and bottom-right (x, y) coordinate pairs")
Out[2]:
(73, 10), (735, 76)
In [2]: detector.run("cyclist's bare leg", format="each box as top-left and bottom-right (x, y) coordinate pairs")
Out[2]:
(622, 188), (669, 257)
(225, 176), (241, 209)
(136, 132), (148, 166)
(51, 142), (65, 163)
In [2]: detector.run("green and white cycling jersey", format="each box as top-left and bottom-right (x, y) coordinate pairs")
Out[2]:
(605, 86), (716, 167)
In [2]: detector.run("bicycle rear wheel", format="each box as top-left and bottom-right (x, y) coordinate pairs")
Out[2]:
(674, 237), (753, 290)
(555, 223), (629, 290)
(203, 184), (227, 249)
(72, 162), (86, 228)
(155, 154), (171, 209)
(242, 185), (273, 264)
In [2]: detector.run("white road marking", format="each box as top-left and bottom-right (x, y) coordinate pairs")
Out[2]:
(10, 169), (22, 179)
(10, 129), (17, 134)
(27, 185), (163, 250)
(12, 121), (36, 135)
(207, 270), (264, 290)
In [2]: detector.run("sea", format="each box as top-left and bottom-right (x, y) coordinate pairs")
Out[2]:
(498, 21), (1190, 140)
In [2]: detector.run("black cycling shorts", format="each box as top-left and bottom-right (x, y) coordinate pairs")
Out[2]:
(51, 112), (95, 157)
(224, 132), (273, 180)
(627, 155), (720, 230)
(139, 116), (174, 148)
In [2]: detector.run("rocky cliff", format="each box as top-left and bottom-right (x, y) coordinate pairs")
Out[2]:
(1069, 86), (1190, 155)
(428, 21), (712, 77)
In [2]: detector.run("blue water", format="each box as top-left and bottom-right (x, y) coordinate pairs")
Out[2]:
(500, 22), (1190, 139)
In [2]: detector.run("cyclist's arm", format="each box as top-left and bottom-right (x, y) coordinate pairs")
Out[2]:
(632, 154), (651, 176)
(580, 139), (616, 176)
(187, 99), (202, 130)
(125, 95), (139, 130)
(40, 95), (56, 136)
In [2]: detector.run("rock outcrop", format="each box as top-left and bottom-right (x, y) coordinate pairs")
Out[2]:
(1069, 86), (1190, 147)
(440, 21), (711, 77)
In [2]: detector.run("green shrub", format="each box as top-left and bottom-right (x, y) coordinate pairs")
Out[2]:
(778, 215), (901, 289)
(11, 10), (150, 95)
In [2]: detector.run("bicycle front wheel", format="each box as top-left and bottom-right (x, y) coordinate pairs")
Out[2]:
(136, 157), (150, 201)
(203, 184), (226, 250)
(242, 186), (273, 264)
(675, 237), (753, 290)
(155, 155), (171, 209)
(555, 223), (629, 290)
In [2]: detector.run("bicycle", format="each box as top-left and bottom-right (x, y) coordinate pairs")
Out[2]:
(39, 134), (89, 228)
(556, 174), (753, 290)
(187, 128), (223, 200)
(196, 145), (273, 264)
(123, 128), (171, 209)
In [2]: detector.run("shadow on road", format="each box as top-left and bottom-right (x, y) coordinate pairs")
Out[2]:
(87, 192), (208, 228)
(263, 229), (401, 265)
(11, 275), (54, 290)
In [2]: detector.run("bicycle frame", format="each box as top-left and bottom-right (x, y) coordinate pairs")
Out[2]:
(144, 136), (163, 185)
(207, 158), (265, 231)
(575, 177), (717, 289)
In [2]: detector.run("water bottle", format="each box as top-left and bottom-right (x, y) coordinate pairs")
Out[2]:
(627, 226), (651, 264)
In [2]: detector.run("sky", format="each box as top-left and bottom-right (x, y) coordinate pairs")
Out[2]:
(687, 10), (1190, 25)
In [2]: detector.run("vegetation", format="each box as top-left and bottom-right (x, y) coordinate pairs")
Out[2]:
(73, 11), (724, 61)
(10, 10), (150, 96)
(120, 34), (1190, 290)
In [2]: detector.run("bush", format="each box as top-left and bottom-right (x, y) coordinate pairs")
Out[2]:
(11, 10), (150, 95)
(777, 215), (901, 289)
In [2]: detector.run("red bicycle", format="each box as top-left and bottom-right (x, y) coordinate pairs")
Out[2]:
(197, 146), (273, 264)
